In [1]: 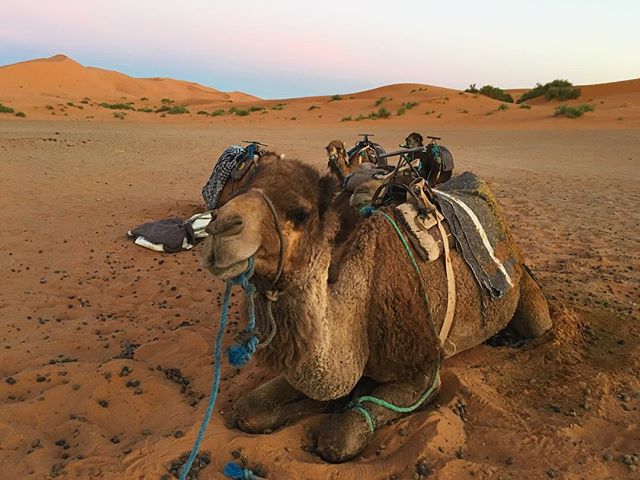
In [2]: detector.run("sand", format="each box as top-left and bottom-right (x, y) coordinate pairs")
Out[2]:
(1, 56), (639, 480)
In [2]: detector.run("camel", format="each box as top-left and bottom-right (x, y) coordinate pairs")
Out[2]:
(325, 139), (386, 182)
(202, 156), (552, 463)
(405, 132), (454, 185)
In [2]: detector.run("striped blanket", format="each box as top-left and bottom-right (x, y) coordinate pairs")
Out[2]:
(434, 172), (517, 299)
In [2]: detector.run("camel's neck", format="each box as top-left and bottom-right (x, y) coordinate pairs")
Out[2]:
(256, 223), (378, 401)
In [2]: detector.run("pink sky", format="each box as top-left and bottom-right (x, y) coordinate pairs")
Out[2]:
(1, 0), (639, 98)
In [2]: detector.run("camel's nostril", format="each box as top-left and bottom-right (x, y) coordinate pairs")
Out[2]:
(208, 215), (244, 237)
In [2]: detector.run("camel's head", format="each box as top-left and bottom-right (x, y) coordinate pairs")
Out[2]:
(405, 132), (424, 148)
(325, 140), (349, 180)
(202, 157), (338, 285)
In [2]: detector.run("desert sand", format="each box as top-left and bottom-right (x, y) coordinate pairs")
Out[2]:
(1, 56), (639, 480)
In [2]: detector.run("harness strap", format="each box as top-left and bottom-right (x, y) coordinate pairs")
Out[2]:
(435, 211), (457, 348)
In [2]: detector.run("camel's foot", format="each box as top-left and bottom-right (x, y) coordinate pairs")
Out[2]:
(233, 376), (331, 434)
(511, 267), (552, 338)
(316, 410), (373, 463)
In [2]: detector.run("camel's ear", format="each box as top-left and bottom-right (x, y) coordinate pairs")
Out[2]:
(318, 174), (338, 219)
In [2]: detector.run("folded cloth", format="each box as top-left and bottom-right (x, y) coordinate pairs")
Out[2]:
(202, 145), (246, 209)
(128, 210), (214, 253)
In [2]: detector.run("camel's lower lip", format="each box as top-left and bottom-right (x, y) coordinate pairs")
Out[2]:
(206, 258), (251, 280)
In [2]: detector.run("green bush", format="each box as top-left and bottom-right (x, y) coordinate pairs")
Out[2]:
(518, 80), (580, 103)
(355, 114), (367, 121)
(100, 103), (136, 110)
(229, 107), (249, 116)
(167, 105), (189, 114)
(374, 96), (388, 106)
(161, 98), (173, 104)
(368, 107), (391, 120)
(15, 111), (26, 117)
(248, 105), (265, 112)
(397, 107), (406, 116)
(211, 109), (226, 116)
(0, 103), (15, 113)
(271, 103), (285, 111)
(497, 103), (510, 111)
(464, 84), (479, 94)
(137, 107), (154, 113)
(113, 111), (126, 120)
(155, 105), (171, 113)
(519, 104), (532, 110)
(553, 104), (594, 118)
(329, 94), (343, 102)
(479, 85), (513, 103)
(341, 116), (352, 122)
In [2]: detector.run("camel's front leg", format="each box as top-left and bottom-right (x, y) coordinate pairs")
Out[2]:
(233, 375), (332, 434)
(316, 367), (440, 463)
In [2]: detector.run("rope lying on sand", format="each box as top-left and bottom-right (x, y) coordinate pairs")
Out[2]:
(178, 258), (261, 480)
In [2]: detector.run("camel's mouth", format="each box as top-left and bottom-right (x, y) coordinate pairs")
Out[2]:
(204, 257), (252, 281)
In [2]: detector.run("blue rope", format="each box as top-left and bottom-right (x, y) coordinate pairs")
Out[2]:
(224, 462), (259, 479)
(178, 258), (259, 480)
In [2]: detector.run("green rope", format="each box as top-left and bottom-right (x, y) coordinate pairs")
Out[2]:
(353, 207), (441, 432)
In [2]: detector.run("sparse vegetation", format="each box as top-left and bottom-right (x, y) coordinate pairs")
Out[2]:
(271, 103), (285, 111)
(66, 102), (75, 107)
(211, 109), (226, 116)
(100, 102), (136, 110)
(465, 84), (479, 94)
(161, 98), (173, 104)
(553, 104), (594, 118)
(375, 97), (389, 106)
(308, 105), (320, 111)
(368, 107), (391, 120)
(166, 105), (189, 114)
(15, 111), (26, 117)
(140, 97), (149, 101)
(329, 94), (343, 102)
(0, 103), (15, 114)
(519, 104), (532, 110)
(113, 111), (126, 120)
(397, 101), (419, 116)
(341, 116), (352, 122)
(155, 105), (171, 113)
(518, 79), (580, 103)
(355, 114), (367, 121)
(137, 107), (154, 113)
(229, 107), (249, 116)
(197, 110), (210, 115)
(249, 105), (265, 112)
(478, 85), (514, 103)
(497, 103), (510, 111)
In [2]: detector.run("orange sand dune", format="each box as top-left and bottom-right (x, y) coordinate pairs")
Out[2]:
(0, 54), (258, 105)
(0, 55), (638, 129)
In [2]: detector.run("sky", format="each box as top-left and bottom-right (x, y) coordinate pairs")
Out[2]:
(1, 0), (639, 99)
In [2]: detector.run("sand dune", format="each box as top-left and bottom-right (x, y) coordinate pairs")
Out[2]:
(0, 54), (258, 106)
(0, 55), (639, 128)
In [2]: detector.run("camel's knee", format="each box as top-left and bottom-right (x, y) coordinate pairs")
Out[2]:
(512, 268), (552, 338)
(316, 410), (373, 463)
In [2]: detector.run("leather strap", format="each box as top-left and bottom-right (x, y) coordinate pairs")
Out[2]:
(435, 211), (457, 346)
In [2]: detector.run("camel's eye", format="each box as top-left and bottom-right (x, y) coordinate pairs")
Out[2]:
(286, 206), (311, 226)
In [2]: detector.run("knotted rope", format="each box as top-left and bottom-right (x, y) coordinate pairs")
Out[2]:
(178, 258), (260, 480)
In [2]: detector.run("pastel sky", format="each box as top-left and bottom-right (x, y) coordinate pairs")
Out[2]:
(1, 0), (639, 98)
